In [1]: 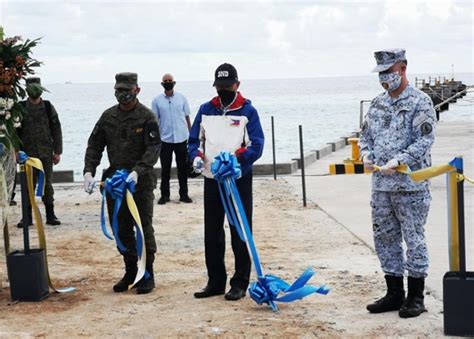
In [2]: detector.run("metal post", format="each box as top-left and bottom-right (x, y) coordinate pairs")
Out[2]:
(457, 162), (466, 277)
(299, 125), (306, 207)
(271, 116), (277, 180)
(19, 165), (30, 254)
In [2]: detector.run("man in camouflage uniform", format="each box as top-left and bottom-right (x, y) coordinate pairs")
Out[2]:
(83, 73), (161, 294)
(18, 77), (62, 226)
(359, 49), (436, 318)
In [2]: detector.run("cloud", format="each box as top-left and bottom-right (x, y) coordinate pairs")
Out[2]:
(1, 0), (472, 83)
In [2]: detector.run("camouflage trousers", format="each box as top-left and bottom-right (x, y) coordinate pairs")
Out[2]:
(371, 190), (431, 278)
(106, 188), (157, 265)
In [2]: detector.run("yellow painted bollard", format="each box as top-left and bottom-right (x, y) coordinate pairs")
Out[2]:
(347, 138), (361, 162)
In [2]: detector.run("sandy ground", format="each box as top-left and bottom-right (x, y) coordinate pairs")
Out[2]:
(0, 178), (443, 337)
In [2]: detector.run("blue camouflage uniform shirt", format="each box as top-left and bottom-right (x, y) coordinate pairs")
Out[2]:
(359, 84), (436, 192)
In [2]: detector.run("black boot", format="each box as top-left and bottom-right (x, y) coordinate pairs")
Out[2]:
(399, 277), (427, 318)
(17, 206), (33, 228)
(367, 275), (405, 313)
(45, 203), (61, 225)
(113, 260), (138, 293)
(136, 255), (155, 294)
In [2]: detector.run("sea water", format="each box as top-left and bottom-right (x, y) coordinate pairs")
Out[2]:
(39, 73), (473, 180)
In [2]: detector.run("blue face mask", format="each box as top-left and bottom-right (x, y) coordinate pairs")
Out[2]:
(379, 71), (401, 92)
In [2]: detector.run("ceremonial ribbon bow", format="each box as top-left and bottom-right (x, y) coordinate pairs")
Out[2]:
(13, 151), (75, 293)
(101, 169), (148, 289)
(211, 152), (329, 311)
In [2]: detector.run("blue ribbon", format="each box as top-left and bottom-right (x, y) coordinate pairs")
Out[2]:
(101, 169), (148, 280)
(18, 151), (45, 197)
(211, 151), (329, 311)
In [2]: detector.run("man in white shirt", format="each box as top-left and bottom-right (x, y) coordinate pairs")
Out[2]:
(151, 73), (192, 204)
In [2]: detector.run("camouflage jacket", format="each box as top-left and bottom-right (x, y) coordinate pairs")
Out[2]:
(83, 101), (161, 188)
(18, 100), (63, 158)
(359, 84), (436, 192)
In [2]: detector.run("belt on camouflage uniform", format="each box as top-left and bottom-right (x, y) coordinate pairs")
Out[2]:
(3, 152), (75, 293)
(100, 169), (148, 290)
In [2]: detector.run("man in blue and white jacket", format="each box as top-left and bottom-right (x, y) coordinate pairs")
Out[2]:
(188, 63), (264, 301)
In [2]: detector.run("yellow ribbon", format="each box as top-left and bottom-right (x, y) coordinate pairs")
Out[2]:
(373, 163), (457, 182)
(373, 163), (474, 185)
(374, 159), (472, 271)
(99, 179), (148, 290)
(125, 190), (147, 290)
(5, 157), (75, 293)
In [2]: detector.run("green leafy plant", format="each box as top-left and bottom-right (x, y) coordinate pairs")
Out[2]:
(0, 26), (41, 151)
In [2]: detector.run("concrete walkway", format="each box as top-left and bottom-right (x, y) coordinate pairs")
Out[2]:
(285, 119), (473, 300)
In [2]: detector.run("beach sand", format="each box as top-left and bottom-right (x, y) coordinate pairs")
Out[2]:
(0, 178), (443, 337)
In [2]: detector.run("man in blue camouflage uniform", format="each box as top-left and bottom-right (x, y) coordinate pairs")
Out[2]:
(359, 49), (436, 318)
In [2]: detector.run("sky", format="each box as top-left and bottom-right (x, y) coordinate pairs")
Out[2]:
(1, 0), (473, 83)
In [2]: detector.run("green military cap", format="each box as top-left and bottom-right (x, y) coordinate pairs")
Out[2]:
(26, 77), (41, 85)
(114, 72), (138, 90)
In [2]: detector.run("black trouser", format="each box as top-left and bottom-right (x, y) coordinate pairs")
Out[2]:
(160, 141), (188, 198)
(203, 172), (253, 290)
(10, 174), (17, 202)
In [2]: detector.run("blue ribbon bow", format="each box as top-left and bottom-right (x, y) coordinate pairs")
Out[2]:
(211, 151), (329, 311)
(100, 169), (146, 274)
(18, 151), (45, 197)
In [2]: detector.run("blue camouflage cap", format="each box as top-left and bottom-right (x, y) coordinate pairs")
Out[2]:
(372, 48), (406, 73)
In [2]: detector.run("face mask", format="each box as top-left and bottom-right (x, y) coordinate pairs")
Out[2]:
(217, 89), (236, 108)
(26, 84), (43, 99)
(115, 89), (136, 105)
(162, 82), (175, 91)
(379, 71), (401, 92)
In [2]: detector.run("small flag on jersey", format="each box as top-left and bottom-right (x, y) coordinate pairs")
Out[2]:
(230, 119), (240, 126)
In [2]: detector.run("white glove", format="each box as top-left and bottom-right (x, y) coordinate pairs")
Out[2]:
(193, 156), (204, 174)
(83, 172), (96, 194)
(126, 170), (138, 185)
(379, 159), (399, 176)
(362, 154), (374, 171)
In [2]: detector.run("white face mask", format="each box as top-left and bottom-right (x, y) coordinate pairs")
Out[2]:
(379, 71), (402, 92)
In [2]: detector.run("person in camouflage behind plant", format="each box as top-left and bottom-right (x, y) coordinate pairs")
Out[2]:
(83, 72), (161, 295)
(17, 77), (63, 226)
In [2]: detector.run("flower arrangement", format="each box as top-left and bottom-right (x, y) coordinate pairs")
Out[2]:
(0, 26), (41, 152)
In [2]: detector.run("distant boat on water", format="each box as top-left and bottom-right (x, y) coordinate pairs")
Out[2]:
(65, 81), (72, 84)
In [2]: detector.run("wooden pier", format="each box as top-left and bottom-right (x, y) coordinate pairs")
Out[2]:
(415, 76), (469, 120)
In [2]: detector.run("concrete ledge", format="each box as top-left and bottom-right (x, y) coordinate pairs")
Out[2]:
(16, 170), (74, 183)
(292, 151), (317, 169)
(152, 164), (299, 177)
(342, 132), (359, 145)
(53, 170), (74, 183)
(314, 144), (333, 159)
(327, 138), (346, 152)
(253, 161), (298, 175)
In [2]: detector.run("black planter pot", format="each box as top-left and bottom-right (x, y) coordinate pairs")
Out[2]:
(6, 249), (49, 301)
